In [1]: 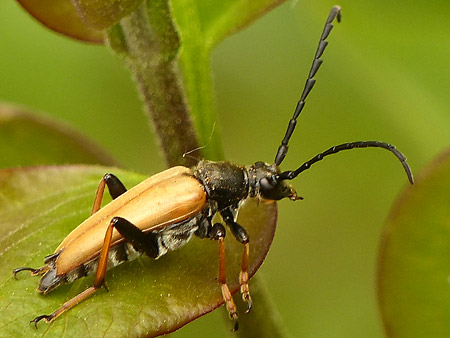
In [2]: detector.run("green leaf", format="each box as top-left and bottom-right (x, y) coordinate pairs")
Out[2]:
(0, 104), (117, 169)
(16, 0), (104, 43)
(378, 148), (450, 337)
(0, 166), (277, 337)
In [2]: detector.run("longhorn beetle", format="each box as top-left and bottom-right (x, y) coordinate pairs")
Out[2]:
(14, 5), (413, 331)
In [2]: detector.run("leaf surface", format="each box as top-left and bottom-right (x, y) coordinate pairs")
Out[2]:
(0, 166), (277, 337)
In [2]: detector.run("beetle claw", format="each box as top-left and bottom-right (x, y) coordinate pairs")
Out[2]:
(13, 267), (38, 279)
(231, 316), (239, 332)
(244, 294), (253, 314)
(30, 314), (51, 329)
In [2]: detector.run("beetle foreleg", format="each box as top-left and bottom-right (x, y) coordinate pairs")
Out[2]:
(210, 223), (239, 331)
(91, 173), (128, 214)
(221, 209), (252, 312)
(239, 242), (252, 313)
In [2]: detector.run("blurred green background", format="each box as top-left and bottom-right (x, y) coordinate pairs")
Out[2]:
(1, 0), (449, 337)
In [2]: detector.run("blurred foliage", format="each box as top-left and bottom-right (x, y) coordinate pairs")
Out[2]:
(379, 149), (450, 338)
(0, 0), (449, 337)
(0, 104), (117, 167)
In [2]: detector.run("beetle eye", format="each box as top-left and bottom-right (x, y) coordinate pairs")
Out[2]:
(259, 177), (275, 191)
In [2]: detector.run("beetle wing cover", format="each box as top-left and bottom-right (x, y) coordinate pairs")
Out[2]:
(55, 166), (206, 275)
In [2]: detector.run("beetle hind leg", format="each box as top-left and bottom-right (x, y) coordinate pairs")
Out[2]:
(91, 173), (127, 215)
(13, 265), (49, 279)
(30, 286), (98, 327)
(30, 314), (50, 328)
(29, 216), (159, 326)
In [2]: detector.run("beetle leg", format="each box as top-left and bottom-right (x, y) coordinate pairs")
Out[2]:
(30, 286), (98, 327)
(210, 223), (239, 331)
(30, 216), (159, 327)
(91, 173), (127, 214)
(15, 175), (127, 284)
(12, 251), (62, 279)
(108, 217), (159, 258)
(12, 266), (49, 279)
(220, 209), (252, 313)
(94, 216), (158, 289)
(29, 218), (118, 326)
(239, 242), (251, 313)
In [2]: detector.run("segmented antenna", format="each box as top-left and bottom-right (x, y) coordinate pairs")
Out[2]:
(277, 141), (414, 184)
(274, 5), (342, 166)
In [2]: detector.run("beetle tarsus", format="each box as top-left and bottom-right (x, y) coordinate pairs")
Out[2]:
(221, 283), (239, 330)
(30, 314), (51, 329)
(231, 315), (239, 332)
(243, 292), (253, 314)
(13, 267), (31, 279)
(239, 269), (252, 313)
(13, 266), (46, 279)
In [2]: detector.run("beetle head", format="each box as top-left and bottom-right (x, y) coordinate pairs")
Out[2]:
(247, 162), (301, 201)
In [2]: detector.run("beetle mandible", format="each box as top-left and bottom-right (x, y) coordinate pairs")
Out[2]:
(13, 5), (413, 331)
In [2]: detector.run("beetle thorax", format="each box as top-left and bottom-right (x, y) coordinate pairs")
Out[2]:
(194, 160), (249, 209)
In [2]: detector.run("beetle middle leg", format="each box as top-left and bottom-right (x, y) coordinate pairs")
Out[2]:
(31, 216), (158, 326)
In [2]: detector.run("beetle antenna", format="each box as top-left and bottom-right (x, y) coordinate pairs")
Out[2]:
(274, 5), (341, 166)
(277, 141), (414, 184)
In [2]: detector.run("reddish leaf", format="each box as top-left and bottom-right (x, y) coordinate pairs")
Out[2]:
(17, 0), (104, 43)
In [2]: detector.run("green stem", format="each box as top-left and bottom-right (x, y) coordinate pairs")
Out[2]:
(107, 0), (200, 167)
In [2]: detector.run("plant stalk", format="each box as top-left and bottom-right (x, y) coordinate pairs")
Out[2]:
(107, 0), (200, 167)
